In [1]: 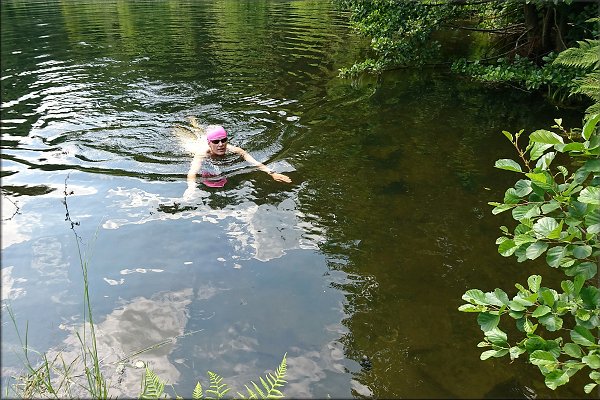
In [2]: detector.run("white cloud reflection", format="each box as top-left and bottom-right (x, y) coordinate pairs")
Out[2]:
(103, 187), (324, 262)
(45, 288), (194, 399)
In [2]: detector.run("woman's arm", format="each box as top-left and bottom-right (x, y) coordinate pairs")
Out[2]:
(229, 146), (291, 183)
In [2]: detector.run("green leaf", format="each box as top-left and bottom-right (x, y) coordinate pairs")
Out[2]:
(477, 312), (500, 332)
(573, 245), (592, 259)
(578, 187), (600, 205)
(523, 318), (538, 334)
(495, 158), (522, 172)
(533, 217), (559, 238)
(480, 349), (508, 360)
(581, 286), (600, 308)
(563, 343), (582, 358)
(504, 188), (522, 204)
(530, 350), (558, 366)
(512, 204), (541, 221)
(485, 327), (508, 346)
(494, 288), (510, 305)
(582, 113), (600, 140)
(560, 279), (575, 295)
(545, 370), (569, 390)
(508, 301), (527, 312)
(527, 275), (542, 292)
(492, 203), (517, 214)
(547, 246), (565, 268)
(509, 346), (526, 360)
(535, 152), (555, 170)
(532, 305), (552, 318)
(498, 239), (518, 257)
(588, 223), (600, 234)
(485, 291), (506, 307)
(458, 304), (485, 312)
(539, 314), (563, 331)
(514, 234), (537, 246)
(565, 261), (597, 280)
(571, 326), (596, 347)
(514, 179), (533, 196)
(539, 287), (555, 307)
(530, 129), (564, 144)
(526, 241), (548, 260)
(582, 354), (600, 369)
(462, 289), (488, 305)
(541, 200), (560, 214)
(574, 274), (586, 294)
(585, 383), (598, 394)
(530, 142), (554, 160)
(502, 130), (513, 141)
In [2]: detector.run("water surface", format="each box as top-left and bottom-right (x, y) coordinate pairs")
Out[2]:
(1, 1), (589, 398)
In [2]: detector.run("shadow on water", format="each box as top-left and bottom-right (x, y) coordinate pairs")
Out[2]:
(1, 1), (591, 399)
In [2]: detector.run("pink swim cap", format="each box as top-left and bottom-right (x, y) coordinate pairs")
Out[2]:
(206, 125), (227, 142)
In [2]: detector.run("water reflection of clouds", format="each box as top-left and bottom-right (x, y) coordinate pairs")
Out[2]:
(1, 266), (27, 302)
(46, 288), (194, 399)
(103, 187), (324, 263)
(1, 183), (97, 250)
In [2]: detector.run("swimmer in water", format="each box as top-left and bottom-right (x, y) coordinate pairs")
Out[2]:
(183, 119), (291, 198)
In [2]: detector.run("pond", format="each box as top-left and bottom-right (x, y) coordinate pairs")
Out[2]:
(1, 1), (589, 398)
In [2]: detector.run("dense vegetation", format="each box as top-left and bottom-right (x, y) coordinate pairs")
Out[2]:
(335, 0), (598, 105)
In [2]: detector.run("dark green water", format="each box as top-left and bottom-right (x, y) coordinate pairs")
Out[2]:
(1, 1), (589, 398)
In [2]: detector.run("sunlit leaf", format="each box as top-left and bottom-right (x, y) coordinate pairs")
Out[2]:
(462, 289), (488, 305)
(535, 152), (556, 170)
(533, 217), (559, 238)
(485, 327), (508, 346)
(498, 239), (518, 257)
(513, 204), (541, 221)
(546, 246), (565, 268)
(514, 179), (533, 196)
(539, 314), (563, 331)
(527, 275), (542, 292)
(545, 369), (569, 390)
(532, 305), (552, 318)
(526, 241), (548, 260)
(582, 354), (600, 369)
(529, 129), (564, 144)
(530, 142), (553, 160)
(530, 350), (558, 366)
(495, 158), (522, 172)
(577, 187), (600, 205)
(582, 113), (600, 140)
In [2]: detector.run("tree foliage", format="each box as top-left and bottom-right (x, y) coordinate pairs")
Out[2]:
(460, 113), (599, 392)
(336, 0), (598, 92)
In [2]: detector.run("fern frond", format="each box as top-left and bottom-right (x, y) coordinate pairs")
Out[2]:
(237, 353), (287, 399)
(573, 71), (600, 100)
(206, 371), (230, 399)
(192, 381), (203, 399)
(553, 40), (600, 69)
(585, 102), (600, 118)
(139, 367), (166, 399)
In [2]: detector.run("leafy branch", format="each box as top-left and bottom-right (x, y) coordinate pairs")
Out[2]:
(460, 112), (599, 393)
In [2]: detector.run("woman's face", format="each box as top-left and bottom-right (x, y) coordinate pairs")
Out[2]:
(208, 137), (228, 156)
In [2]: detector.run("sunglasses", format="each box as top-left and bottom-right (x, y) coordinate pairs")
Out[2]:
(210, 137), (228, 144)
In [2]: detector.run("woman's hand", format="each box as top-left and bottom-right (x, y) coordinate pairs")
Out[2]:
(270, 172), (292, 183)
